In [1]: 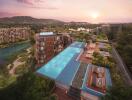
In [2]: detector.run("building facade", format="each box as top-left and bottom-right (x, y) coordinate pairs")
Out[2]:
(35, 32), (72, 66)
(0, 27), (30, 44)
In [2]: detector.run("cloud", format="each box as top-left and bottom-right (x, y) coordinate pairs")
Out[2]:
(17, 0), (33, 5)
(30, 6), (58, 10)
(16, 0), (57, 10)
(16, 0), (44, 5)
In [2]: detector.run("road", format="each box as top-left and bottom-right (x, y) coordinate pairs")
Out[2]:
(112, 45), (132, 86)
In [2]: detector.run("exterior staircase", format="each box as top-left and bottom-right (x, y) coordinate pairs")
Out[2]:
(68, 86), (81, 100)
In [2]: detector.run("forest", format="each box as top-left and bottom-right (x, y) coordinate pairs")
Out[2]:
(107, 23), (132, 74)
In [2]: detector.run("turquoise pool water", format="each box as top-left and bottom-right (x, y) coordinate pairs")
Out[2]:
(37, 42), (84, 82)
(37, 47), (81, 79)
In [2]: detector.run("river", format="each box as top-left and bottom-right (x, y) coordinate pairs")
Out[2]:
(0, 41), (31, 65)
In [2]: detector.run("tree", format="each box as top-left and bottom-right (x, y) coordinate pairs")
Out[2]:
(0, 72), (55, 100)
(92, 52), (104, 66)
(101, 86), (132, 100)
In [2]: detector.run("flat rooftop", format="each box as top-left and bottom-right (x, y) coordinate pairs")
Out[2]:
(37, 42), (85, 86)
(39, 32), (54, 36)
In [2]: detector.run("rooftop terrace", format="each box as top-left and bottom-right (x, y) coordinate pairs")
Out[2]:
(81, 64), (112, 96)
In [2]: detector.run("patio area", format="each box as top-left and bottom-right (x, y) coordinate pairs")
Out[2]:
(79, 43), (98, 64)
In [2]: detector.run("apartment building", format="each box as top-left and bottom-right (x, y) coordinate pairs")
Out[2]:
(0, 27), (30, 44)
(35, 32), (72, 66)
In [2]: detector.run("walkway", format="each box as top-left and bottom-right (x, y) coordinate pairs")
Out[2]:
(9, 56), (25, 75)
(8, 47), (31, 75)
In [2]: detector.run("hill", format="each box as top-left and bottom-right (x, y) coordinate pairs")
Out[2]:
(0, 16), (65, 25)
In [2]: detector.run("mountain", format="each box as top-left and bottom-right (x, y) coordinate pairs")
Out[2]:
(0, 16), (65, 25)
(0, 16), (92, 25)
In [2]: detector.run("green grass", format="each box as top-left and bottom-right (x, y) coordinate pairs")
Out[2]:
(15, 64), (28, 75)
(97, 33), (108, 40)
(0, 47), (31, 89)
(18, 53), (28, 62)
(0, 75), (17, 89)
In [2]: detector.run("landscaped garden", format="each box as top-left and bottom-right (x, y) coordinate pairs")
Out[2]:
(96, 33), (108, 41)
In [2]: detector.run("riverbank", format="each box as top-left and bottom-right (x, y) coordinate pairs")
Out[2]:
(8, 47), (32, 75)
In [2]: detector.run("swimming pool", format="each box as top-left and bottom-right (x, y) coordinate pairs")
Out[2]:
(37, 42), (85, 85)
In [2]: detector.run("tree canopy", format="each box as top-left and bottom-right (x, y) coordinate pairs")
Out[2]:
(101, 86), (132, 100)
(0, 72), (56, 100)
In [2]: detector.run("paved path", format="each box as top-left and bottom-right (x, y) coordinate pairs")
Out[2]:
(9, 56), (25, 75)
(8, 47), (31, 75)
(112, 45), (132, 86)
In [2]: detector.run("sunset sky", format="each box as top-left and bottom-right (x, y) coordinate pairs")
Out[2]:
(0, 0), (132, 23)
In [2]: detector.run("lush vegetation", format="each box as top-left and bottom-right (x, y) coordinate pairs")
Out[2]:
(0, 72), (56, 100)
(92, 52), (115, 68)
(101, 85), (132, 100)
(96, 33), (108, 41)
(71, 32), (91, 43)
(0, 41), (46, 100)
(107, 24), (132, 74)
(102, 24), (132, 100)
(0, 75), (16, 89)
(0, 51), (29, 89)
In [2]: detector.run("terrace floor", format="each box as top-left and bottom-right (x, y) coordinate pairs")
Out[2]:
(79, 53), (92, 64)
(86, 66), (106, 93)
(79, 44), (99, 64)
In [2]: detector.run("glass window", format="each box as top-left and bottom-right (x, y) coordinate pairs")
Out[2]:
(40, 47), (44, 50)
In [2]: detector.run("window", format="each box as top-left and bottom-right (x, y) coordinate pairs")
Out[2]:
(40, 60), (44, 63)
(41, 42), (45, 46)
(40, 47), (44, 50)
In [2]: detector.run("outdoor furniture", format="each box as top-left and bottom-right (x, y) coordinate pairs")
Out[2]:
(87, 50), (94, 54)
(85, 54), (92, 59)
